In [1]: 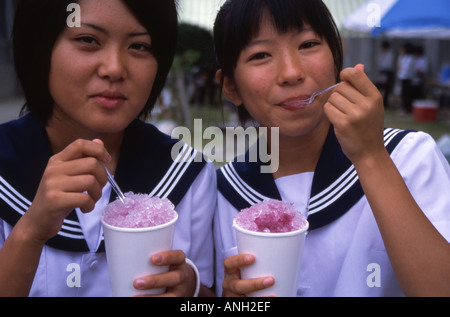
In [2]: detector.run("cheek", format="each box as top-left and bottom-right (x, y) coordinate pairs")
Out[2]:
(49, 48), (91, 98)
(235, 71), (269, 101)
(132, 60), (158, 99)
(316, 52), (336, 82)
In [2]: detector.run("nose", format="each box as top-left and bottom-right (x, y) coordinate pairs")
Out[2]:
(97, 46), (127, 82)
(277, 50), (305, 86)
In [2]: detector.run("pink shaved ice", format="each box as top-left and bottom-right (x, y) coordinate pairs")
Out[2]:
(234, 199), (307, 233)
(103, 193), (177, 229)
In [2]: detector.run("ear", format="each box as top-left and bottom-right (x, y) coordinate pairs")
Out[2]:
(216, 69), (243, 106)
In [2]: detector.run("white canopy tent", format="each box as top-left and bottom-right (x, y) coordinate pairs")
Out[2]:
(343, 0), (450, 39)
(179, 0), (226, 30)
(322, 0), (368, 37)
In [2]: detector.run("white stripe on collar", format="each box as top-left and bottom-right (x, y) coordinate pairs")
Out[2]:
(0, 176), (31, 213)
(149, 143), (198, 199)
(308, 128), (404, 215)
(0, 176), (84, 238)
(220, 163), (270, 206)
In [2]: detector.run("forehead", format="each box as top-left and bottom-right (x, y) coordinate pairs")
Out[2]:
(245, 7), (314, 44)
(257, 11), (313, 35)
(77, 0), (146, 31)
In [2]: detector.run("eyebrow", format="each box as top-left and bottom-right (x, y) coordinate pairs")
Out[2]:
(81, 22), (150, 37)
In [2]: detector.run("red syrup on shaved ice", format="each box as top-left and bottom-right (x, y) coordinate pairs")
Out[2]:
(103, 192), (177, 229)
(234, 199), (308, 233)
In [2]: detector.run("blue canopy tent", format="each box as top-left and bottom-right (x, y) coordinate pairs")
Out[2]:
(344, 0), (450, 38)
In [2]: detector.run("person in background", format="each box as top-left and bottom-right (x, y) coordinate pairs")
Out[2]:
(397, 43), (414, 114)
(411, 45), (428, 101)
(375, 41), (395, 108)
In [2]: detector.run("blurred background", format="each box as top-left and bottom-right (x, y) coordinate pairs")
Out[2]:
(1, 0), (449, 160)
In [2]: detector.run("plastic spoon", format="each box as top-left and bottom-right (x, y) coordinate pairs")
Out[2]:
(103, 163), (125, 203)
(284, 82), (342, 108)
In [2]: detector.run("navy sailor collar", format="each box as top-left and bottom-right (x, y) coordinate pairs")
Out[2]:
(0, 114), (205, 252)
(217, 126), (413, 230)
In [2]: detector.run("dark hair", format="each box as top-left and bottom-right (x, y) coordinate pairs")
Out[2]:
(13, 0), (178, 124)
(213, 0), (343, 122)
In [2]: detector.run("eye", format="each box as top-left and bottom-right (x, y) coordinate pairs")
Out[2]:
(300, 41), (320, 50)
(248, 52), (270, 61)
(75, 36), (100, 46)
(129, 43), (152, 52)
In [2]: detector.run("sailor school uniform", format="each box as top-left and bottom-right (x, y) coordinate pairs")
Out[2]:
(0, 114), (216, 296)
(214, 126), (450, 296)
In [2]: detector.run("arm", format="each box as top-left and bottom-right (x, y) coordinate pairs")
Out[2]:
(353, 141), (450, 296)
(0, 139), (109, 296)
(325, 65), (450, 296)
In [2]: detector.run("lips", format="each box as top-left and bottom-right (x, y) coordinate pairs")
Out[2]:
(279, 95), (311, 110)
(91, 90), (127, 109)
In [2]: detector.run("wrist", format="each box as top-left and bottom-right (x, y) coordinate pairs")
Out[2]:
(352, 147), (390, 173)
(16, 212), (48, 247)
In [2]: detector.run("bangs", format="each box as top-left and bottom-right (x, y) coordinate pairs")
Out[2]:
(250, 1), (313, 39)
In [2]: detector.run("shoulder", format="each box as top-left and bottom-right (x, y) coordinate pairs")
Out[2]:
(127, 119), (178, 147)
(389, 129), (443, 160)
(384, 128), (449, 175)
(389, 128), (450, 195)
(0, 115), (29, 143)
(0, 114), (46, 162)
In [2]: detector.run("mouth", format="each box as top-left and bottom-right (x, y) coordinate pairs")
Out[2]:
(91, 90), (127, 109)
(278, 95), (312, 110)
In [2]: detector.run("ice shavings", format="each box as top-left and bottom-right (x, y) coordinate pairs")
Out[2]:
(234, 199), (307, 233)
(103, 192), (177, 228)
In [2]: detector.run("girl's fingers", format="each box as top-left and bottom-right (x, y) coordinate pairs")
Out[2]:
(151, 250), (186, 266)
(339, 65), (378, 99)
(228, 276), (274, 295)
(224, 254), (254, 272)
(53, 139), (111, 164)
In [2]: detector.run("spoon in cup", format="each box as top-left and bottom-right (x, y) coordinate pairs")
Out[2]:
(103, 163), (126, 203)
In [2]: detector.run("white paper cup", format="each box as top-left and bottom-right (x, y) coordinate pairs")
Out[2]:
(101, 213), (178, 297)
(233, 219), (308, 297)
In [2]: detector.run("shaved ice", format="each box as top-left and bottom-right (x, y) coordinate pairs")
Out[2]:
(234, 199), (307, 233)
(103, 192), (177, 229)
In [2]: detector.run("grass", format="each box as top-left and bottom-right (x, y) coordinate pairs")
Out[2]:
(384, 108), (450, 141)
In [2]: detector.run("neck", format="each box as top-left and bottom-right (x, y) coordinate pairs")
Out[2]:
(272, 120), (330, 179)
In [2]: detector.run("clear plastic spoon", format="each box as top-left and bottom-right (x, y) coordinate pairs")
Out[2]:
(284, 82), (342, 108)
(103, 163), (125, 203)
